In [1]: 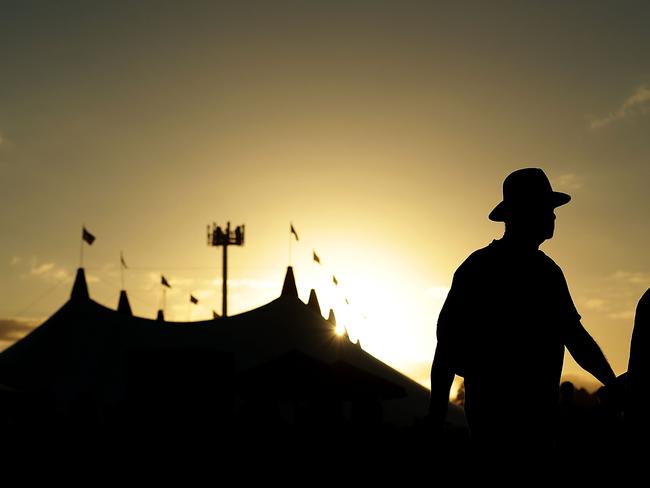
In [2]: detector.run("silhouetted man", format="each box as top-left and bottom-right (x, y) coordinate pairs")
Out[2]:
(429, 168), (617, 452)
(626, 288), (650, 440)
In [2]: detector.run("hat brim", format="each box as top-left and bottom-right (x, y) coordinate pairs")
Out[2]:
(489, 191), (571, 222)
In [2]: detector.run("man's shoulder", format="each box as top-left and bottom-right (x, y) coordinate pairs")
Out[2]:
(463, 240), (505, 263)
(536, 249), (564, 274)
(455, 242), (497, 275)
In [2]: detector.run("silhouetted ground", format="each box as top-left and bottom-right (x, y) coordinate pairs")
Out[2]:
(1, 400), (640, 484)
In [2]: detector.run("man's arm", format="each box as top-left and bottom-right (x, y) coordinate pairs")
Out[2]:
(428, 265), (469, 428)
(428, 341), (455, 429)
(565, 321), (616, 387)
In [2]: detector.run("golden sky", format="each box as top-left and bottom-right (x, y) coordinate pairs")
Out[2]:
(1, 1), (649, 390)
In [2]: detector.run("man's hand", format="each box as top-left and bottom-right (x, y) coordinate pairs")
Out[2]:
(599, 373), (626, 414)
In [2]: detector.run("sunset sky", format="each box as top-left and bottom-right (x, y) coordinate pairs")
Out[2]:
(1, 1), (648, 390)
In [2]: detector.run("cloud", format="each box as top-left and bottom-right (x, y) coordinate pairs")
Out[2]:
(554, 173), (583, 191)
(581, 295), (636, 322)
(31, 263), (55, 276)
(591, 85), (650, 129)
(9, 256), (21, 266)
(583, 298), (608, 312)
(26, 259), (72, 283)
(583, 270), (650, 323)
(611, 270), (650, 285)
(86, 273), (100, 284)
(607, 310), (636, 321)
(0, 317), (41, 351)
(23, 257), (72, 282)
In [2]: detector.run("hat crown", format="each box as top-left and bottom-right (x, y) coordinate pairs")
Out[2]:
(502, 168), (554, 202)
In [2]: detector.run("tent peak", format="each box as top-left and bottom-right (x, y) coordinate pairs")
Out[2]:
(327, 309), (336, 325)
(307, 289), (321, 316)
(71, 268), (89, 300)
(117, 290), (132, 316)
(281, 266), (299, 299)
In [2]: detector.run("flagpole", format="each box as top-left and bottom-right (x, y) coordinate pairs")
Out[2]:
(120, 257), (125, 290)
(289, 228), (292, 266)
(79, 230), (84, 268)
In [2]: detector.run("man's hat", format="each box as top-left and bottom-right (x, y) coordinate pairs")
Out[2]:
(489, 168), (571, 222)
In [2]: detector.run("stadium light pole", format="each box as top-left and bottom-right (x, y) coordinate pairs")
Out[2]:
(207, 221), (245, 318)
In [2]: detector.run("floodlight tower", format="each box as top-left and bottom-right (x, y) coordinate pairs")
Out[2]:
(207, 221), (245, 317)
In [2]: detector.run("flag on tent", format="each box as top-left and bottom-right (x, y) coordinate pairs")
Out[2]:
(290, 223), (299, 241)
(82, 226), (96, 245)
(332, 275), (339, 286)
(190, 294), (199, 304)
(313, 251), (321, 264)
(161, 275), (171, 288)
(120, 251), (128, 269)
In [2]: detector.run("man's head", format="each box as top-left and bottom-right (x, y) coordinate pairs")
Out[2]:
(489, 168), (570, 244)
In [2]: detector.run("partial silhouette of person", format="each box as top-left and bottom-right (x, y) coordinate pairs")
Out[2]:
(556, 381), (589, 453)
(626, 288), (650, 440)
(557, 381), (577, 439)
(593, 382), (624, 450)
(559, 381), (576, 406)
(428, 168), (617, 454)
